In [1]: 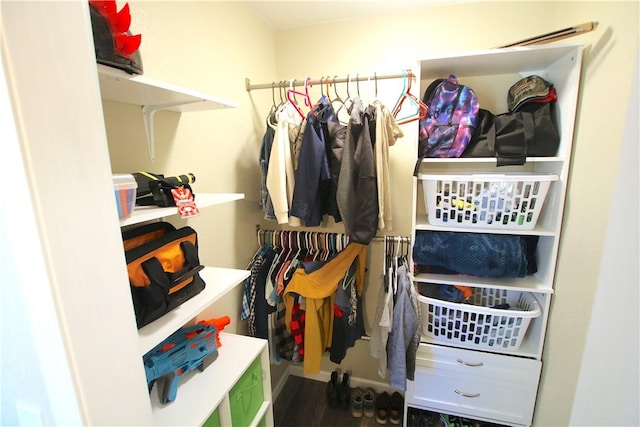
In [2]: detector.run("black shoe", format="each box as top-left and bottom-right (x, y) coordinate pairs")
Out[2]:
(326, 370), (339, 409)
(375, 391), (391, 424)
(389, 392), (404, 425)
(338, 372), (351, 410)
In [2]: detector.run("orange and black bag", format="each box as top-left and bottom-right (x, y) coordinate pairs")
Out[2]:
(122, 222), (205, 329)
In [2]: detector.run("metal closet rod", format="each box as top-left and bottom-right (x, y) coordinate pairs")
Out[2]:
(244, 71), (413, 92)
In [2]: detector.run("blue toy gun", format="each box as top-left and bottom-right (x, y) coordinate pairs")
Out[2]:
(143, 323), (219, 404)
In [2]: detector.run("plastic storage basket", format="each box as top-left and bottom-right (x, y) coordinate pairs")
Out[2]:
(420, 173), (557, 230)
(418, 288), (541, 351)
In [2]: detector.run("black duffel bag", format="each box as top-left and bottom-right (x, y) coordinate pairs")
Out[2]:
(123, 222), (206, 329)
(462, 75), (560, 166)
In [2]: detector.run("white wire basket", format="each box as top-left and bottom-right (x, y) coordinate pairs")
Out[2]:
(420, 173), (558, 230)
(418, 287), (541, 351)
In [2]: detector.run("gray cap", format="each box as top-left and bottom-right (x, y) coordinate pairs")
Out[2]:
(507, 75), (551, 112)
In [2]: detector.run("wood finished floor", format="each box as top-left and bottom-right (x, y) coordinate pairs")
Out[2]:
(273, 375), (380, 427)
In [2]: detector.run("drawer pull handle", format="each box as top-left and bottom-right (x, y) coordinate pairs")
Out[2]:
(457, 358), (483, 367)
(455, 389), (480, 398)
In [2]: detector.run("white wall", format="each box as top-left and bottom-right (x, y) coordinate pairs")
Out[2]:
(569, 50), (639, 427)
(0, 21), (82, 425)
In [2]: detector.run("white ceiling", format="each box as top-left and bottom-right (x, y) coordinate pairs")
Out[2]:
(243, 1), (474, 31)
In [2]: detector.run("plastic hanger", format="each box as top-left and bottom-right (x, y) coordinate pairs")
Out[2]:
(286, 78), (308, 119)
(392, 70), (408, 116)
(393, 70), (428, 125)
(330, 75), (345, 114)
(274, 80), (287, 117)
(335, 74), (352, 125)
(307, 77), (333, 120)
(367, 72), (380, 105)
(266, 82), (279, 126)
(311, 76), (330, 119)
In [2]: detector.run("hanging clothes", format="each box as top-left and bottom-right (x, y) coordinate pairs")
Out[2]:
(370, 259), (395, 379)
(259, 116), (277, 221)
(283, 241), (367, 374)
(372, 100), (404, 230)
(241, 245), (277, 339)
(266, 102), (303, 226)
(290, 98), (336, 226)
(336, 98), (379, 244)
(243, 230), (365, 368)
(329, 258), (365, 364)
(387, 262), (420, 391)
(326, 119), (346, 223)
(260, 75), (404, 240)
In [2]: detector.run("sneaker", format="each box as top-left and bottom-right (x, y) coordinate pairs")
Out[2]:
(326, 370), (339, 409)
(363, 387), (376, 418)
(375, 391), (391, 425)
(351, 388), (364, 418)
(389, 392), (404, 425)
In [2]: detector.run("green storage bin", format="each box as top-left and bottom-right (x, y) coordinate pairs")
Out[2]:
(202, 407), (221, 427)
(229, 356), (264, 426)
(257, 416), (266, 427)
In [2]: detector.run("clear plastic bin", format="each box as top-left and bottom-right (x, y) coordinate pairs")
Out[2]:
(112, 174), (137, 220)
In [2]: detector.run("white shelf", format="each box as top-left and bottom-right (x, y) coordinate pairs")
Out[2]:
(418, 43), (582, 79)
(98, 64), (237, 111)
(149, 332), (268, 426)
(414, 219), (556, 237)
(419, 156), (565, 165)
(120, 193), (244, 227)
(412, 272), (553, 294)
(138, 267), (250, 355)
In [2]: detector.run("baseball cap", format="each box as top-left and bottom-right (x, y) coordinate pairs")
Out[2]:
(507, 75), (553, 112)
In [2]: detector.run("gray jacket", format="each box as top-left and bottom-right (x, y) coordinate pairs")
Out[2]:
(336, 98), (378, 244)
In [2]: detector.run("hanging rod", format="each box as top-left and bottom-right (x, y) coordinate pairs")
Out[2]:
(245, 71), (412, 92)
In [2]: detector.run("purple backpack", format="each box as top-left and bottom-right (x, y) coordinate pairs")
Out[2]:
(418, 75), (479, 159)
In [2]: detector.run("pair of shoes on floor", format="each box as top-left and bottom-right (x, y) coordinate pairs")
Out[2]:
(327, 370), (351, 411)
(375, 391), (404, 425)
(351, 387), (376, 418)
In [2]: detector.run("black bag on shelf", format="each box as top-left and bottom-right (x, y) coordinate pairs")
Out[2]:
(122, 222), (205, 329)
(462, 75), (560, 166)
(132, 172), (196, 207)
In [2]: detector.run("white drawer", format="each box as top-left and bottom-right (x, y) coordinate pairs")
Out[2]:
(407, 344), (541, 426)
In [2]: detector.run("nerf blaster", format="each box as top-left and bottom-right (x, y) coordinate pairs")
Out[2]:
(142, 316), (230, 404)
(197, 315), (230, 348)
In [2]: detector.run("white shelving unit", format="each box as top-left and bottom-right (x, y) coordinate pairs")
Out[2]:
(100, 66), (273, 426)
(406, 43), (583, 427)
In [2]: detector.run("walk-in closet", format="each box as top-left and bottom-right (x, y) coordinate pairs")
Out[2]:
(1, 2), (637, 427)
